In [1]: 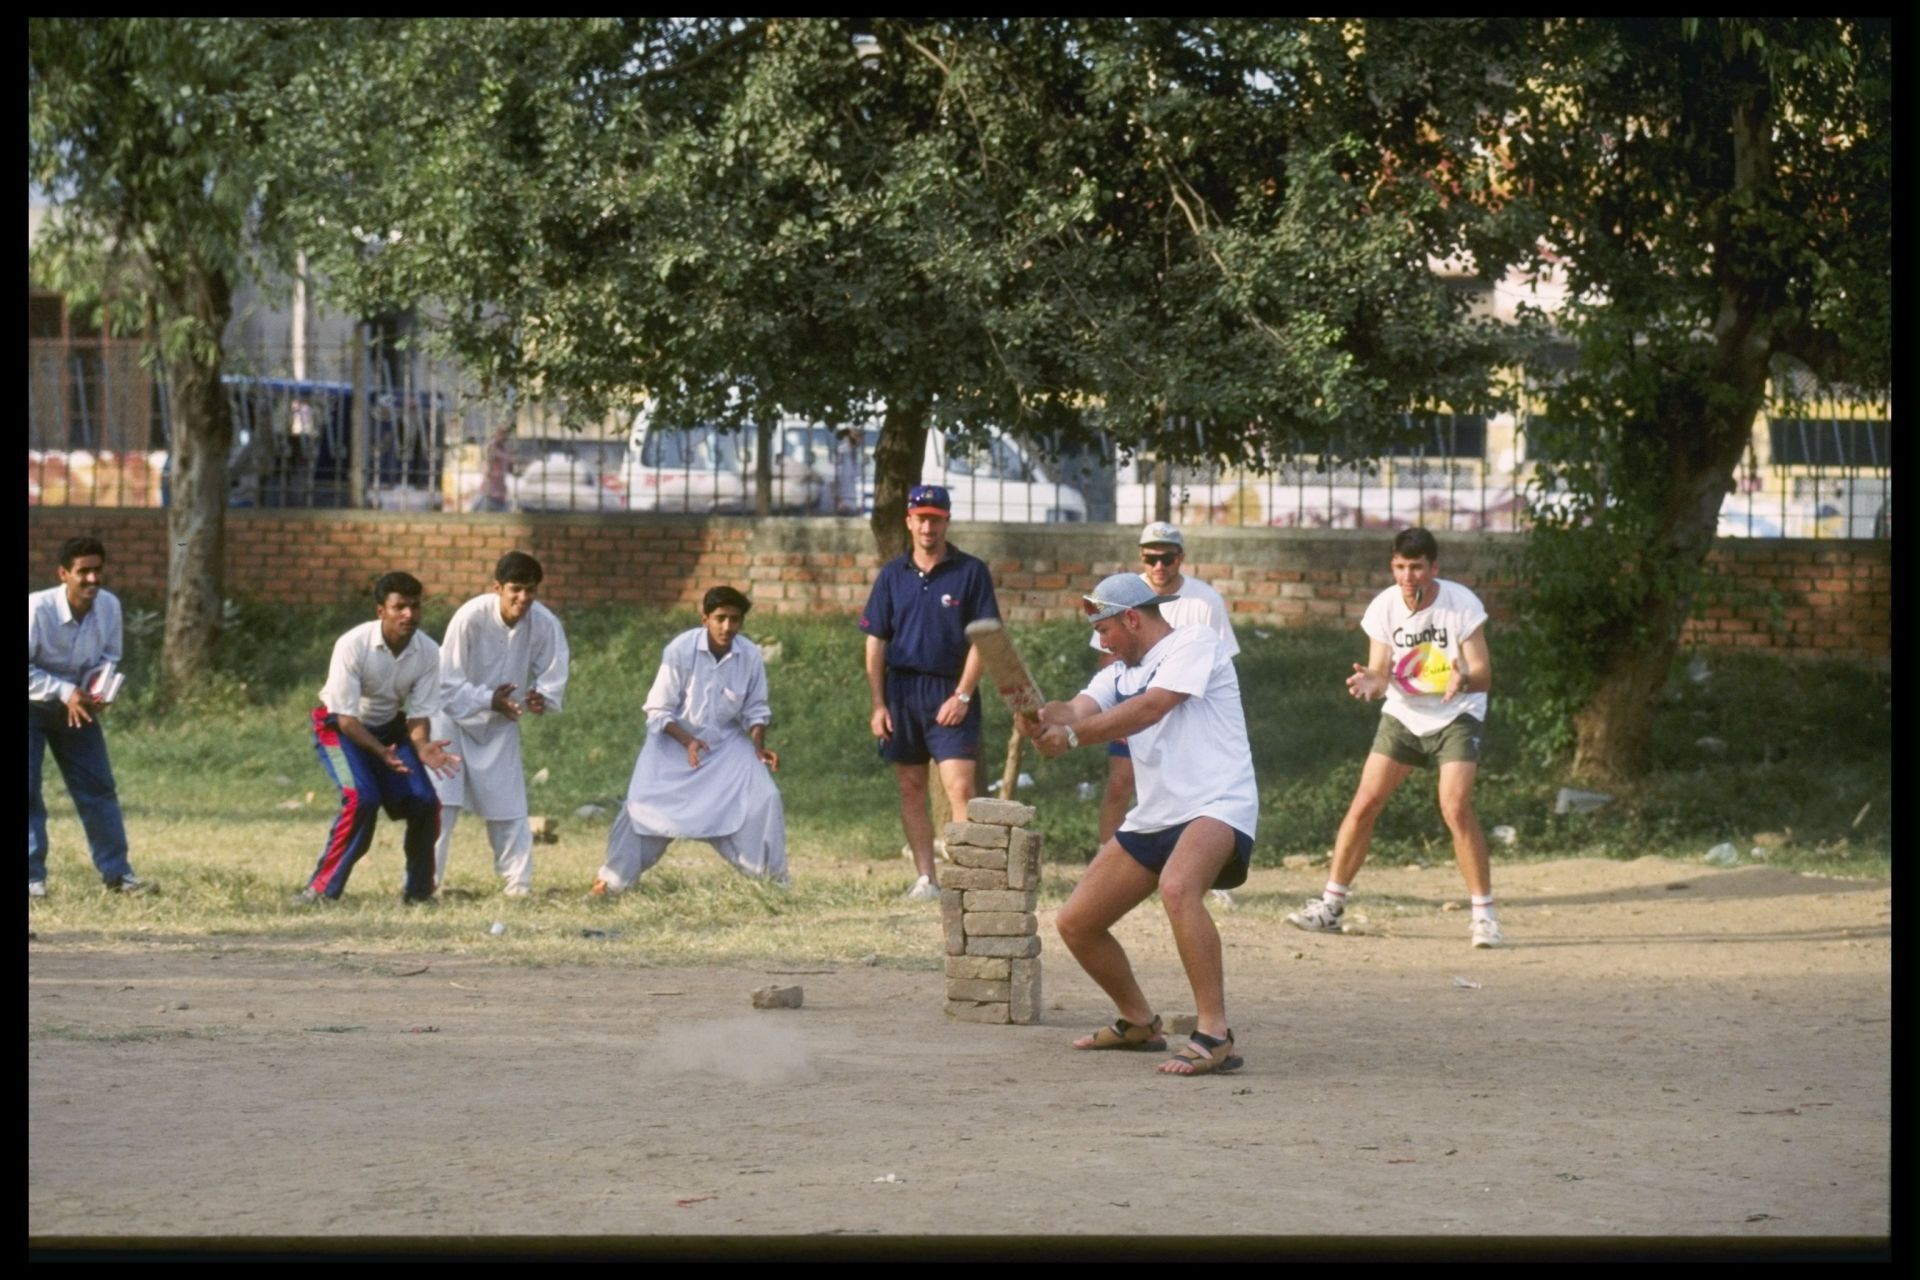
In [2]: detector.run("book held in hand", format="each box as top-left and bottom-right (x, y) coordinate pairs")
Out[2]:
(87, 661), (125, 704)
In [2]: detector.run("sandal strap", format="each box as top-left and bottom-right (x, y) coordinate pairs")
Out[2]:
(1187, 1029), (1234, 1053)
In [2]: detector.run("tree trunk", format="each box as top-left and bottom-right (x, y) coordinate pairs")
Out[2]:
(868, 397), (931, 561)
(1570, 395), (1765, 783)
(161, 267), (234, 692)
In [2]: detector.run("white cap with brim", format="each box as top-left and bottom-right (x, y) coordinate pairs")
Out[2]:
(1139, 521), (1184, 548)
(1082, 572), (1179, 623)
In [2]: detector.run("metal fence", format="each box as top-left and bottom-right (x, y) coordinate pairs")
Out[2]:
(27, 338), (1892, 538)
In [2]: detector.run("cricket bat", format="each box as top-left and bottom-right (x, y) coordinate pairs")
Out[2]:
(965, 619), (1045, 724)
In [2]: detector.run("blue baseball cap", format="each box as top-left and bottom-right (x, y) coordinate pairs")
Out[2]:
(907, 484), (952, 516)
(1082, 572), (1178, 623)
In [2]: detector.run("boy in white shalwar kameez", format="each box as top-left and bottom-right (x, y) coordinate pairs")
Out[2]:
(431, 551), (570, 896)
(593, 586), (787, 893)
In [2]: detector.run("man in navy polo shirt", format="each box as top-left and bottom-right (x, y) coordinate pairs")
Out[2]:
(860, 484), (1001, 900)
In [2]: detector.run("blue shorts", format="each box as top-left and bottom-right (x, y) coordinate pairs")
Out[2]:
(1115, 821), (1254, 891)
(878, 670), (981, 766)
(1107, 738), (1130, 759)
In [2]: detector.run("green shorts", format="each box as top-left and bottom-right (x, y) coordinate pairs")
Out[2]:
(1372, 714), (1484, 768)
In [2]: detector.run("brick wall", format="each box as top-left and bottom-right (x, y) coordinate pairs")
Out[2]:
(27, 508), (1890, 659)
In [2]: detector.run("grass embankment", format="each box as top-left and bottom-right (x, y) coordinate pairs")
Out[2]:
(30, 598), (1889, 963)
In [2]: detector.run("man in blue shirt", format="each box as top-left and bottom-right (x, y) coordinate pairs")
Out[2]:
(860, 485), (1001, 900)
(27, 536), (147, 896)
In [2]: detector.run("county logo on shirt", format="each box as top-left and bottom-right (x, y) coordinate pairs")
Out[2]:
(1392, 643), (1457, 696)
(941, 593), (958, 608)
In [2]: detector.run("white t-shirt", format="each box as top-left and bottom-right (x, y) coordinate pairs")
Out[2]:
(1360, 578), (1489, 736)
(1081, 626), (1259, 837)
(319, 621), (443, 725)
(1089, 574), (1239, 659)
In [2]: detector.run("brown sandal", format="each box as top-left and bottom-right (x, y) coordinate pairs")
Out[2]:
(1160, 1029), (1244, 1076)
(1074, 1014), (1166, 1051)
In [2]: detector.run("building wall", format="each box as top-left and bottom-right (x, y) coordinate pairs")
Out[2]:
(27, 509), (1890, 659)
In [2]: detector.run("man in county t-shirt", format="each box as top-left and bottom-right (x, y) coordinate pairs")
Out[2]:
(1287, 527), (1504, 948)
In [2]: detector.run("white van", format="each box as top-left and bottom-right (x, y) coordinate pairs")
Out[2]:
(628, 415), (1088, 522)
(827, 424), (1088, 523)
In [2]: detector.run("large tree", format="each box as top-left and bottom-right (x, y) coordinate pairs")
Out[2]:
(1357, 18), (1891, 781)
(278, 18), (1498, 557)
(29, 18), (302, 690)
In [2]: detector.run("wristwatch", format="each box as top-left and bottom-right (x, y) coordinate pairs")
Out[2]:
(954, 691), (972, 705)
(1063, 724), (1080, 750)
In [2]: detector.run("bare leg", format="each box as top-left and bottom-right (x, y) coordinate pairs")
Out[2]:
(936, 756), (976, 831)
(1055, 841), (1161, 1041)
(1329, 752), (1417, 887)
(1152, 820), (1239, 1075)
(1437, 760), (1491, 897)
(1097, 753), (1135, 846)
(895, 763), (937, 880)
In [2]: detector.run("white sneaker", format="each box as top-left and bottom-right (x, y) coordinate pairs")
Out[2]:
(27, 881), (47, 899)
(1471, 917), (1505, 949)
(1209, 889), (1236, 910)
(108, 874), (151, 896)
(1285, 897), (1345, 933)
(502, 884), (531, 898)
(904, 875), (940, 902)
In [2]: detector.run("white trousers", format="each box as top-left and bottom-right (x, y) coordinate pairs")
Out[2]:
(433, 808), (534, 891)
(596, 805), (787, 891)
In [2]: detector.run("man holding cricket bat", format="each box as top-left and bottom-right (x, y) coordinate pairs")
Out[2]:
(1022, 573), (1258, 1076)
(860, 484), (1000, 901)
(28, 536), (148, 896)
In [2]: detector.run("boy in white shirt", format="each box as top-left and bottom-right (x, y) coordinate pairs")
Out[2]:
(1287, 528), (1502, 947)
(300, 572), (461, 903)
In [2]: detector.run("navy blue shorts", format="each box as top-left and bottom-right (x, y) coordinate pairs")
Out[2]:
(1114, 821), (1254, 891)
(1107, 738), (1131, 759)
(878, 670), (981, 765)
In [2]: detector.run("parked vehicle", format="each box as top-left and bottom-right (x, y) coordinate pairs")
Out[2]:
(511, 447), (629, 513)
(620, 418), (821, 514)
(161, 378), (447, 509)
(824, 423), (1088, 523)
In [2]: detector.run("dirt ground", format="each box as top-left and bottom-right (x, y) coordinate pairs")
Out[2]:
(28, 856), (1890, 1247)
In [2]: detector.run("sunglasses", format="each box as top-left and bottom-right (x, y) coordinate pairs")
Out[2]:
(1140, 552), (1180, 566)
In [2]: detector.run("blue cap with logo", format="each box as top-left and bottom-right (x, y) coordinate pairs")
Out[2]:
(907, 484), (952, 516)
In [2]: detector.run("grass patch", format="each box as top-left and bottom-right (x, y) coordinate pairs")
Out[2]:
(34, 603), (1887, 958)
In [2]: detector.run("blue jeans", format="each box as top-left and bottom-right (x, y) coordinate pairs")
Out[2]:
(28, 700), (133, 885)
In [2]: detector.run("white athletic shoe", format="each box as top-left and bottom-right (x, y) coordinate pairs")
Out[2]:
(1209, 889), (1236, 910)
(502, 884), (532, 898)
(1471, 917), (1506, 949)
(1285, 897), (1345, 933)
(28, 880), (47, 899)
(904, 875), (941, 902)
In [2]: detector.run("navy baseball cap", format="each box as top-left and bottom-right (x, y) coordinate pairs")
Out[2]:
(1082, 572), (1178, 623)
(907, 484), (952, 516)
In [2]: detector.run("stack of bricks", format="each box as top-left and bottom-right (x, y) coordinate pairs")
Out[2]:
(941, 798), (1044, 1025)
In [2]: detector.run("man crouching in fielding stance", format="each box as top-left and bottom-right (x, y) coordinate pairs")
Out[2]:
(1020, 574), (1259, 1076)
(1287, 527), (1502, 947)
(431, 551), (570, 898)
(592, 586), (788, 893)
(300, 572), (461, 903)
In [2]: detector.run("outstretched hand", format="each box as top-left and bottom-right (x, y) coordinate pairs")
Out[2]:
(1345, 664), (1384, 702)
(418, 739), (463, 779)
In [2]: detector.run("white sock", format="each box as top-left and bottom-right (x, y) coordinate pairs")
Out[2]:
(1321, 880), (1350, 912)
(1471, 893), (1496, 923)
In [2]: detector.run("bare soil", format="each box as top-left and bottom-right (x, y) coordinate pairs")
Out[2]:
(28, 856), (1890, 1243)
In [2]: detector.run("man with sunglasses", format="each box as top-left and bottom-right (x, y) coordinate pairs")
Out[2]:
(859, 484), (1001, 901)
(1089, 522), (1238, 846)
(1021, 573), (1258, 1076)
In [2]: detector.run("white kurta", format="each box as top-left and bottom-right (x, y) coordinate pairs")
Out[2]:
(431, 595), (570, 819)
(622, 629), (777, 840)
